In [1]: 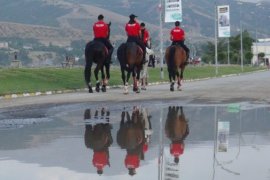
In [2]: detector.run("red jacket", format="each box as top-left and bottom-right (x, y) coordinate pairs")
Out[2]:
(141, 29), (150, 44)
(125, 21), (141, 37)
(125, 154), (140, 169)
(93, 20), (109, 38)
(170, 27), (185, 41)
(92, 151), (109, 171)
(170, 143), (184, 158)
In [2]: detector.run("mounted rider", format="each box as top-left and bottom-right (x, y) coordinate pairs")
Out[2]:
(140, 22), (150, 49)
(93, 14), (114, 64)
(170, 21), (190, 61)
(125, 14), (146, 64)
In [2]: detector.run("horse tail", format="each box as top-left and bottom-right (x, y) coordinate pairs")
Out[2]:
(168, 46), (176, 70)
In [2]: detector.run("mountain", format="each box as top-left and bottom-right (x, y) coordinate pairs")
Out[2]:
(0, 0), (270, 46)
(0, 0), (270, 66)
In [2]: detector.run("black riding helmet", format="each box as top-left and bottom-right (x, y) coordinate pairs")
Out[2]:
(140, 22), (145, 27)
(175, 21), (180, 26)
(98, 14), (104, 20)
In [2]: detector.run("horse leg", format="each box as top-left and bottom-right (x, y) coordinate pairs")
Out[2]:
(121, 67), (128, 94)
(168, 69), (175, 91)
(105, 62), (110, 82)
(101, 66), (107, 92)
(132, 70), (138, 92)
(176, 70), (181, 91)
(84, 63), (93, 93)
(136, 68), (141, 93)
(94, 64), (101, 92)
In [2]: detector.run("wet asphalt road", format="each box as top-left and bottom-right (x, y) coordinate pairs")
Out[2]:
(0, 70), (270, 109)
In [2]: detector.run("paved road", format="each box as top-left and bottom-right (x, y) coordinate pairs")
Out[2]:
(0, 70), (270, 108)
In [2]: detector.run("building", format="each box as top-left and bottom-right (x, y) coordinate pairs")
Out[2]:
(251, 38), (270, 65)
(0, 42), (8, 49)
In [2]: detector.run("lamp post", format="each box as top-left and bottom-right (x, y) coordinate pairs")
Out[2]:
(214, 1), (218, 75)
(237, 1), (244, 71)
(159, 2), (164, 79)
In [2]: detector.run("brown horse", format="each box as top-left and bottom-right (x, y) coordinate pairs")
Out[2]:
(84, 108), (112, 175)
(165, 106), (189, 164)
(84, 23), (112, 93)
(117, 42), (143, 94)
(165, 45), (187, 91)
(117, 107), (150, 176)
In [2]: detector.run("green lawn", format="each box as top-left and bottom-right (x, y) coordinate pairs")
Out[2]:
(0, 65), (266, 95)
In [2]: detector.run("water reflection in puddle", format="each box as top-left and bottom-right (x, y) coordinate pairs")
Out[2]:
(0, 103), (270, 180)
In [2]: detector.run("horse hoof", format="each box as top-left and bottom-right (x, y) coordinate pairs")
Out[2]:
(96, 87), (100, 92)
(170, 87), (174, 91)
(101, 85), (106, 92)
(136, 89), (140, 93)
(141, 87), (146, 90)
(88, 88), (93, 93)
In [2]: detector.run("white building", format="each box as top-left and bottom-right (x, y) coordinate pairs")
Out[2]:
(0, 42), (8, 49)
(251, 38), (270, 65)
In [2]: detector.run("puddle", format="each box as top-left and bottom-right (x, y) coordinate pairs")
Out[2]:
(0, 102), (270, 180)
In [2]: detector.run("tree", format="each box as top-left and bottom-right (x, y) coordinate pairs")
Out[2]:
(201, 30), (254, 65)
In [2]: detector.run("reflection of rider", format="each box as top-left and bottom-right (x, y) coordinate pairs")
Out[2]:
(117, 108), (149, 176)
(93, 14), (114, 64)
(165, 106), (189, 164)
(84, 108), (112, 175)
(125, 14), (146, 63)
(170, 21), (190, 61)
(140, 22), (150, 49)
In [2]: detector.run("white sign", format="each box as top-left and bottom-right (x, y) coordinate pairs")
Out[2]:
(165, 0), (182, 23)
(217, 5), (231, 38)
(217, 121), (230, 152)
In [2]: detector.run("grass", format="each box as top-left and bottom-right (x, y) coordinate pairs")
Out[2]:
(0, 65), (266, 95)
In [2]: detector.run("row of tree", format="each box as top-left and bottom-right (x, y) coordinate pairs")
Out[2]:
(201, 30), (254, 65)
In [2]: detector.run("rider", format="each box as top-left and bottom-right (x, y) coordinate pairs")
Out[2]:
(140, 22), (150, 49)
(170, 21), (190, 62)
(125, 14), (146, 64)
(93, 14), (114, 64)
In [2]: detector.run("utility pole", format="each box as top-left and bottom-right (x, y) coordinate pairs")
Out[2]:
(214, 1), (218, 75)
(159, 2), (164, 79)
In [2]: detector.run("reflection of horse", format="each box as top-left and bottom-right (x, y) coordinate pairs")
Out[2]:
(165, 106), (189, 164)
(84, 24), (112, 93)
(117, 107), (151, 176)
(117, 42), (143, 94)
(140, 44), (154, 90)
(165, 45), (187, 91)
(84, 108), (113, 175)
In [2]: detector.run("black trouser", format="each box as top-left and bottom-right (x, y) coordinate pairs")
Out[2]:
(94, 38), (114, 61)
(171, 41), (190, 59)
(127, 36), (146, 60)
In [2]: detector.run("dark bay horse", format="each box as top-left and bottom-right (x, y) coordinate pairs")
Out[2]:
(165, 45), (187, 91)
(84, 108), (113, 175)
(117, 42), (143, 94)
(84, 24), (112, 93)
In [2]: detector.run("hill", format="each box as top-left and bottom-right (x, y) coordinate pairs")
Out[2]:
(0, 0), (270, 66)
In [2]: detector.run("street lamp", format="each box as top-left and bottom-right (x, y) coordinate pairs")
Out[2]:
(237, 1), (244, 71)
(214, 1), (218, 75)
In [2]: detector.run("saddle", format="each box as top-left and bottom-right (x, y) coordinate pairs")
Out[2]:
(91, 40), (109, 56)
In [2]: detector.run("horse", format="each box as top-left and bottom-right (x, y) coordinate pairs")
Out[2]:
(117, 42), (144, 94)
(84, 23), (112, 93)
(165, 106), (189, 164)
(116, 107), (151, 176)
(165, 45), (187, 91)
(84, 108), (113, 175)
(140, 40), (154, 90)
